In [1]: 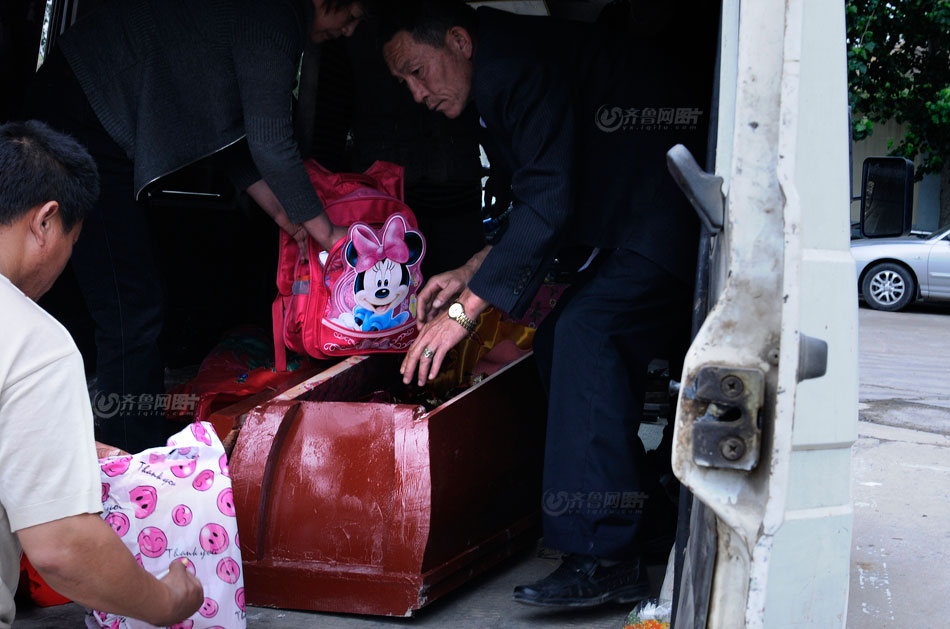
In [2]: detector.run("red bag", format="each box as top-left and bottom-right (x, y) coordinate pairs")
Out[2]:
(18, 554), (70, 607)
(273, 160), (426, 370)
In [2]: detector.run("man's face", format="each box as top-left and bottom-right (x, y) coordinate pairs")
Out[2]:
(384, 29), (474, 119)
(311, 0), (364, 42)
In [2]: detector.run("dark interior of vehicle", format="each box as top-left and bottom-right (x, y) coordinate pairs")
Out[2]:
(3, 0), (717, 376)
(2, 3), (720, 621)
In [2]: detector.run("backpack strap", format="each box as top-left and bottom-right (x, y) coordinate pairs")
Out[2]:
(272, 296), (288, 373)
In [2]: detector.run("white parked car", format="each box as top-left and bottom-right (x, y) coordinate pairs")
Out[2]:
(851, 226), (950, 311)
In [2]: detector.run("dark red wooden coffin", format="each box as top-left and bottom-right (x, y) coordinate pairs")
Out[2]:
(227, 353), (547, 616)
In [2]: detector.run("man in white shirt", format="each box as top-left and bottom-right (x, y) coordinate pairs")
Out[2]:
(0, 120), (202, 628)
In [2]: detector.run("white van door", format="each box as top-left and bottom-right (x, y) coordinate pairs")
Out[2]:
(670, 1), (857, 626)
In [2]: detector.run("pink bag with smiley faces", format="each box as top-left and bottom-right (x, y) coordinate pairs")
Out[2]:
(89, 422), (245, 629)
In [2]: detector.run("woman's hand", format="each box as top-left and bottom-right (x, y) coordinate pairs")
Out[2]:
(246, 179), (345, 252)
(303, 214), (347, 251)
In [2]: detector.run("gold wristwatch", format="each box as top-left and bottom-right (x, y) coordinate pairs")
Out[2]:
(447, 301), (477, 332)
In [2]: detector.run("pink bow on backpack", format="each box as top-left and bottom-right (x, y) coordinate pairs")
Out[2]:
(350, 217), (410, 273)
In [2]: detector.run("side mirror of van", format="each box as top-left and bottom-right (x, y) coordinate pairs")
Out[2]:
(860, 157), (914, 238)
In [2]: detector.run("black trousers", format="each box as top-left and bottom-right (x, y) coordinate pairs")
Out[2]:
(26, 48), (167, 453)
(532, 248), (690, 559)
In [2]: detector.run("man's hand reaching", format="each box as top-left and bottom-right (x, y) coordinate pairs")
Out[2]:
(416, 246), (492, 324)
(416, 267), (472, 324)
(402, 289), (489, 386)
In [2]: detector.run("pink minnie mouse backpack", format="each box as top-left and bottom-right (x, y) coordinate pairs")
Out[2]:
(272, 160), (426, 370)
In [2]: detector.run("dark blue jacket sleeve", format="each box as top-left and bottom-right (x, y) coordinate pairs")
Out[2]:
(468, 54), (576, 317)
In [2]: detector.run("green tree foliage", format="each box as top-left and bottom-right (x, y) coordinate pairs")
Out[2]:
(847, 0), (950, 177)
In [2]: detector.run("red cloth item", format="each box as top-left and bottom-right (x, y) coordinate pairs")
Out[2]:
(18, 554), (70, 607)
(511, 282), (567, 330)
(168, 326), (319, 424)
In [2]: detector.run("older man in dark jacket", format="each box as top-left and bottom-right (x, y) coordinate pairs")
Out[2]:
(386, 0), (708, 608)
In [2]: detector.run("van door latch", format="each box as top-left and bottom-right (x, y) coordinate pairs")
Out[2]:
(686, 365), (765, 471)
(666, 144), (724, 234)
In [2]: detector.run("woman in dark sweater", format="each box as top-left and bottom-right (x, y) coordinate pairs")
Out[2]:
(27, 0), (365, 452)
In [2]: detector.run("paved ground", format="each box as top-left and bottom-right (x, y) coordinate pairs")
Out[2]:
(848, 303), (950, 627)
(14, 548), (665, 628)
(13, 303), (950, 627)
(15, 429), (670, 629)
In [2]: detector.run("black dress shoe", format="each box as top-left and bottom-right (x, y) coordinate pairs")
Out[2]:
(512, 554), (650, 608)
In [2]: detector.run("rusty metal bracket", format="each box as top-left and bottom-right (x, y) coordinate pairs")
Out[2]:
(686, 365), (765, 471)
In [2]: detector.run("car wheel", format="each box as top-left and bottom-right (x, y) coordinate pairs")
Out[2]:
(861, 262), (915, 311)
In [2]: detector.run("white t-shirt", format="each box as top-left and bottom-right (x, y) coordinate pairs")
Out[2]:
(0, 272), (102, 628)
